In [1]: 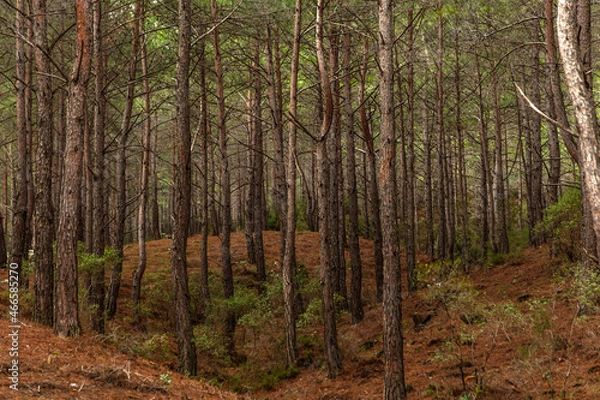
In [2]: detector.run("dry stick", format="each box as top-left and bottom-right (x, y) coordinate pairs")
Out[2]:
(514, 83), (578, 138)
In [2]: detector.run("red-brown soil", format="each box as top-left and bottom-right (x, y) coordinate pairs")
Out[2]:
(1, 231), (600, 399)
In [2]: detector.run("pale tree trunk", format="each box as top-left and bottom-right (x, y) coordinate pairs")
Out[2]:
(0, 212), (6, 268)
(557, 0), (600, 261)
(343, 32), (363, 324)
(423, 103), (434, 259)
(379, 0), (407, 398)
(55, 0), (92, 338)
(282, 0), (302, 367)
(32, 0), (54, 327)
(359, 41), (384, 302)
(316, 0), (341, 378)
(132, 0), (150, 313)
(171, 0), (196, 375)
(106, 0), (142, 321)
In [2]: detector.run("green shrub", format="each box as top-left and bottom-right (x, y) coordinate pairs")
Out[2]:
(535, 188), (581, 260)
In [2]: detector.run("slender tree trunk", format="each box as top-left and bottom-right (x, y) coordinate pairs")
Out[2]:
(423, 103), (434, 259)
(379, 0), (407, 397)
(282, 0), (302, 367)
(106, 1), (142, 320)
(11, 0), (29, 279)
(212, 0), (236, 357)
(266, 23), (287, 260)
(199, 38), (211, 308)
(132, 0), (150, 312)
(55, 0), (92, 338)
(171, 0), (196, 375)
(406, 6), (417, 292)
(32, 0), (55, 326)
(492, 73), (509, 253)
(0, 212), (6, 269)
(316, 0), (341, 378)
(436, 0), (448, 261)
(475, 55), (490, 258)
(343, 32), (363, 324)
(359, 42), (384, 302)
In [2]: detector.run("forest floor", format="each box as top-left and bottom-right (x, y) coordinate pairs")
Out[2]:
(1, 231), (600, 399)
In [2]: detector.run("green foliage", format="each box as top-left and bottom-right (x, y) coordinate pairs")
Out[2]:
(134, 333), (175, 362)
(569, 263), (600, 315)
(77, 244), (121, 274)
(535, 188), (582, 260)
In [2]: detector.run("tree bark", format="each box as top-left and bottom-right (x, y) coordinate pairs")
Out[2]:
(106, 0), (142, 321)
(379, 0), (407, 397)
(132, 0), (151, 313)
(492, 73), (509, 253)
(55, 0), (92, 338)
(282, 0), (302, 367)
(557, 0), (600, 261)
(316, 0), (342, 378)
(212, 0), (236, 357)
(32, 0), (55, 326)
(170, 0), (196, 375)
(343, 32), (363, 324)
(359, 42), (384, 302)
(11, 0), (29, 279)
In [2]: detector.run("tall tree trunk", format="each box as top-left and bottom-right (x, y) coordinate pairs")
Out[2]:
(55, 0), (92, 338)
(423, 103), (434, 259)
(475, 55), (490, 259)
(316, 0), (341, 378)
(282, 0), (302, 367)
(212, 0), (236, 357)
(379, 0), (407, 397)
(106, 1), (142, 321)
(405, 6), (417, 292)
(557, 0), (600, 261)
(266, 23), (287, 260)
(91, 0), (107, 328)
(359, 42), (384, 302)
(198, 37), (211, 309)
(11, 0), (29, 279)
(343, 32), (363, 324)
(492, 73), (509, 253)
(32, 0), (55, 326)
(436, 0), (448, 261)
(0, 212), (6, 269)
(132, 0), (150, 312)
(171, 0), (196, 375)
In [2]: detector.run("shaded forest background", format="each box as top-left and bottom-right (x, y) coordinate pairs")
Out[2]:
(1, 0), (600, 398)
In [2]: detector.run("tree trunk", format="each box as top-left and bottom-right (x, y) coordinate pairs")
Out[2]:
(106, 1), (142, 321)
(436, 0), (448, 261)
(0, 212), (6, 269)
(32, 0), (55, 326)
(557, 0), (600, 261)
(359, 42), (384, 302)
(492, 73), (510, 253)
(11, 0), (29, 279)
(475, 55), (490, 259)
(55, 0), (92, 338)
(405, 6), (417, 292)
(132, 0), (151, 313)
(170, 0), (196, 375)
(423, 103), (434, 259)
(282, 0), (302, 367)
(198, 37), (211, 309)
(379, 0), (407, 397)
(212, 0), (236, 357)
(343, 32), (363, 324)
(316, 0), (341, 378)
